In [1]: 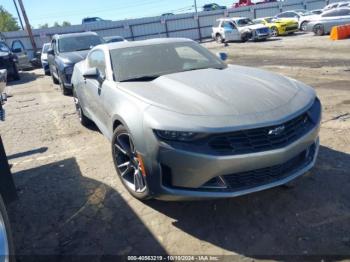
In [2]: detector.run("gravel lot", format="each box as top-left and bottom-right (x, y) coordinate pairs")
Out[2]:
(1, 33), (350, 260)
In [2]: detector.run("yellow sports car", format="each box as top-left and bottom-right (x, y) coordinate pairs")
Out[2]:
(253, 17), (299, 37)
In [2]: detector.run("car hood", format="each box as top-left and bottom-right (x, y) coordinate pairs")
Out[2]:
(239, 24), (268, 30)
(59, 50), (90, 64)
(119, 65), (315, 117)
(0, 51), (10, 58)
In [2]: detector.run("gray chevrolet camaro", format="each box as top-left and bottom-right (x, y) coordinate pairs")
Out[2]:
(72, 38), (321, 200)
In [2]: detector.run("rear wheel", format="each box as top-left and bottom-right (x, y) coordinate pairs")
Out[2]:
(112, 126), (150, 200)
(313, 24), (324, 36)
(0, 195), (15, 262)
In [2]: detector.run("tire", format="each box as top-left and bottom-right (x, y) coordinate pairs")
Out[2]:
(11, 64), (20, 81)
(313, 24), (324, 36)
(73, 88), (92, 127)
(271, 26), (279, 37)
(112, 125), (150, 200)
(0, 195), (15, 262)
(51, 70), (59, 84)
(58, 73), (71, 96)
(240, 33), (250, 42)
(300, 21), (308, 31)
(215, 34), (224, 43)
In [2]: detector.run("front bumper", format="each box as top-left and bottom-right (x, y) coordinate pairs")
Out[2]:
(152, 121), (320, 200)
(252, 33), (271, 40)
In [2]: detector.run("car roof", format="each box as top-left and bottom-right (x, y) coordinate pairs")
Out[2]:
(217, 17), (248, 21)
(101, 38), (194, 51)
(53, 31), (99, 39)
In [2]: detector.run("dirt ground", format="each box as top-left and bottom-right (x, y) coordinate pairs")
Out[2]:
(0, 33), (350, 261)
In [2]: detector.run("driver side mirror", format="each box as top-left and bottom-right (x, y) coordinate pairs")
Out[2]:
(217, 52), (228, 61)
(47, 48), (55, 56)
(83, 67), (105, 85)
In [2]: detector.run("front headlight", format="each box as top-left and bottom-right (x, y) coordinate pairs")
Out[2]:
(154, 130), (204, 142)
(64, 66), (74, 75)
(307, 97), (322, 124)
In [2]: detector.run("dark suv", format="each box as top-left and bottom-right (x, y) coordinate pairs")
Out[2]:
(47, 32), (103, 95)
(0, 41), (20, 81)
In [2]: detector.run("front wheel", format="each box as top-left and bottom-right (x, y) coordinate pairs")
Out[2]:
(313, 24), (324, 36)
(73, 89), (92, 127)
(271, 26), (279, 37)
(0, 195), (15, 262)
(215, 34), (224, 43)
(11, 63), (20, 81)
(112, 126), (150, 200)
(300, 21), (308, 31)
(51, 69), (59, 84)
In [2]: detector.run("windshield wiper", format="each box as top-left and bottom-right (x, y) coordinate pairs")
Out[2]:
(75, 47), (93, 51)
(183, 66), (225, 72)
(120, 75), (160, 82)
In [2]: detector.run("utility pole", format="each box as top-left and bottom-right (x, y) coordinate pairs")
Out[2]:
(17, 0), (37, 50)
(194, 0), (198, 13)
(12, 0), (24, 30)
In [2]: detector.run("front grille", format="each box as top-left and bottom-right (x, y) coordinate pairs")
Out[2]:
(286, 26), (298, 31)
(222, 144), (315, 191)
(257, 28), (269, 34)
(208, 112), (314, 155)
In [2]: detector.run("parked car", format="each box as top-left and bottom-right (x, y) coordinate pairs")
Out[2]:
(0, 41), (20, 80)
(232, 0), (254, 8)
(0, 69), (16, 261)
(323, 1), (350, 11)
(47, 32), (103, 95)
(10, 39), (32, 70)
(274, 9), (319, 31)
(103, 36), (128, 43)
(203, 3), (227, 11)
(253, 17), (299, 36)
(72, 38), (321, 200)
(306, 7), (350, 35)
(212, 17), (271, 42)
(41, 43), (51, 75)
(82, 17), (111, 24)
(310, 9), (323, 15)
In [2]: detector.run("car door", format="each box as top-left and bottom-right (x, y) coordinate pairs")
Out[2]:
(47, 40), (57, 76)
(84, 49), (109, 131)
(222, 21), (241, 41)
(11, 40), (30, 70)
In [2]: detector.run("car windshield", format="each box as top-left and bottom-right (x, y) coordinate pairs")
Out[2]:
(236, 18), (254, 27)
(0, 42), (10, 52)
(297, 10), (314, 16)
(265, 17), (273, 23)
(110, 41), (227, 82)
(58, 35), (103, 53)
(42, 44), (50, 53)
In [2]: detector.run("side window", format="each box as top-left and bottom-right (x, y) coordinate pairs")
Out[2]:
(89, 50), (106, 76)
(223, 21), (235, 29)
(11, 40), (24, 52)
